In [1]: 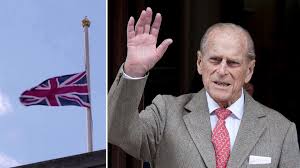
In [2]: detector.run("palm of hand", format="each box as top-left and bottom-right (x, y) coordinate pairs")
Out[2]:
(127, 34), (159, 73)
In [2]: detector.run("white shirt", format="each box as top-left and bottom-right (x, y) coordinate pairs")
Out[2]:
(206, 91), (244, 150)
(122, 68), (146, 79)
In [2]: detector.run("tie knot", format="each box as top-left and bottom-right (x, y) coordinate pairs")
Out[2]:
(215, 108), (231, 120)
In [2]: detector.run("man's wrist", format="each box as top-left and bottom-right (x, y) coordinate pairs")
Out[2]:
(124, 62), (148, 77)
(122, 65), (147, 80)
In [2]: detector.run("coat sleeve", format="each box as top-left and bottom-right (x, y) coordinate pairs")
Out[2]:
(108, 66), (167, 162)
(279, 122), (300, 167)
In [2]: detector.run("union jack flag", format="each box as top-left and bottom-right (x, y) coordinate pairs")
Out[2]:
(20, 71), (90, 108)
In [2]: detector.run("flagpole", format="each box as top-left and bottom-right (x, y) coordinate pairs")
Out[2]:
(82, 16), (93, 152)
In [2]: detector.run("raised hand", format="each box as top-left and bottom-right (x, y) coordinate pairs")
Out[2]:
(124, 7), (173, 77)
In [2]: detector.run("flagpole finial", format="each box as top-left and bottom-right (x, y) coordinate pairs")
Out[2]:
(82, 16), (91, 27)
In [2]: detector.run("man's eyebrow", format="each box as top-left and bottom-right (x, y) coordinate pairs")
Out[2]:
(208, 55), (222, 58)
(226, 58), (240, 62)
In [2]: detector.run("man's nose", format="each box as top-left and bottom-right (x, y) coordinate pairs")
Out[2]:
(217, 60), (228, 75)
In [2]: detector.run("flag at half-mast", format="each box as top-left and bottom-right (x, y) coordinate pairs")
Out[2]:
(20, 71), (90, 108)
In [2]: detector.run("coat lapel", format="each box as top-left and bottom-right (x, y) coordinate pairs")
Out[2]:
(227, 92), (267, 168)
(183, 89), (216, 168)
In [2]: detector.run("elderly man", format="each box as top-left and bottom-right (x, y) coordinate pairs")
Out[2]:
(108, 7), (300, 168)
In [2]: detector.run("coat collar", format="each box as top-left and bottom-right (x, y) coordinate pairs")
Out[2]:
(183, 88), (267, 168)
(183, 89), (216, 168)
(227, 91), (267, 167)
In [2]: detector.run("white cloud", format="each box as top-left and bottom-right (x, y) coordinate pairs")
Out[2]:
(0, 153), (19, 168)
(0, 91), (12, 116)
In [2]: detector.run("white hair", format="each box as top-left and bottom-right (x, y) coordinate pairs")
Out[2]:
(200, 23), (256, 60)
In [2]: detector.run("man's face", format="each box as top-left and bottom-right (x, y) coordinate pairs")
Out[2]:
(197, 29), (255, 107)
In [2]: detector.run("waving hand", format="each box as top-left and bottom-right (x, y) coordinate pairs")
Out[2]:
(124, 7), (173, 77)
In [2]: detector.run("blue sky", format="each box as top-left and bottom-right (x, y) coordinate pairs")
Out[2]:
(0, 0), (106, 166)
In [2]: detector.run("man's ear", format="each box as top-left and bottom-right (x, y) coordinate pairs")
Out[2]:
(197, 50), (203, 75)
(245, 59), (255, 83)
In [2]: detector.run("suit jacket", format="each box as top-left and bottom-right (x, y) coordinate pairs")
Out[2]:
(108, 69), (300, 168)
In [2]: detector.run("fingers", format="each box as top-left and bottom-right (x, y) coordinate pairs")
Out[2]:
(130, 7), (162, 37)
(127, 17), (135, 40)
(150, 13), (162, 38)
(156, 38), (173, 60)
(135, 10), (146, 35)
(135, 7), (153, 35)
(144, 7), (153, 34)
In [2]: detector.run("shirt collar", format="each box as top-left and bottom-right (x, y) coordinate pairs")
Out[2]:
(206, 90), (244, 120)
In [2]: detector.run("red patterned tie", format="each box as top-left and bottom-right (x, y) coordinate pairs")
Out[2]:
(212, 108), (232, 168)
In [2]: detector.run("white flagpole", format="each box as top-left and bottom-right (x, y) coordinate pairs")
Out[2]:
(82, 16), (93, 152)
